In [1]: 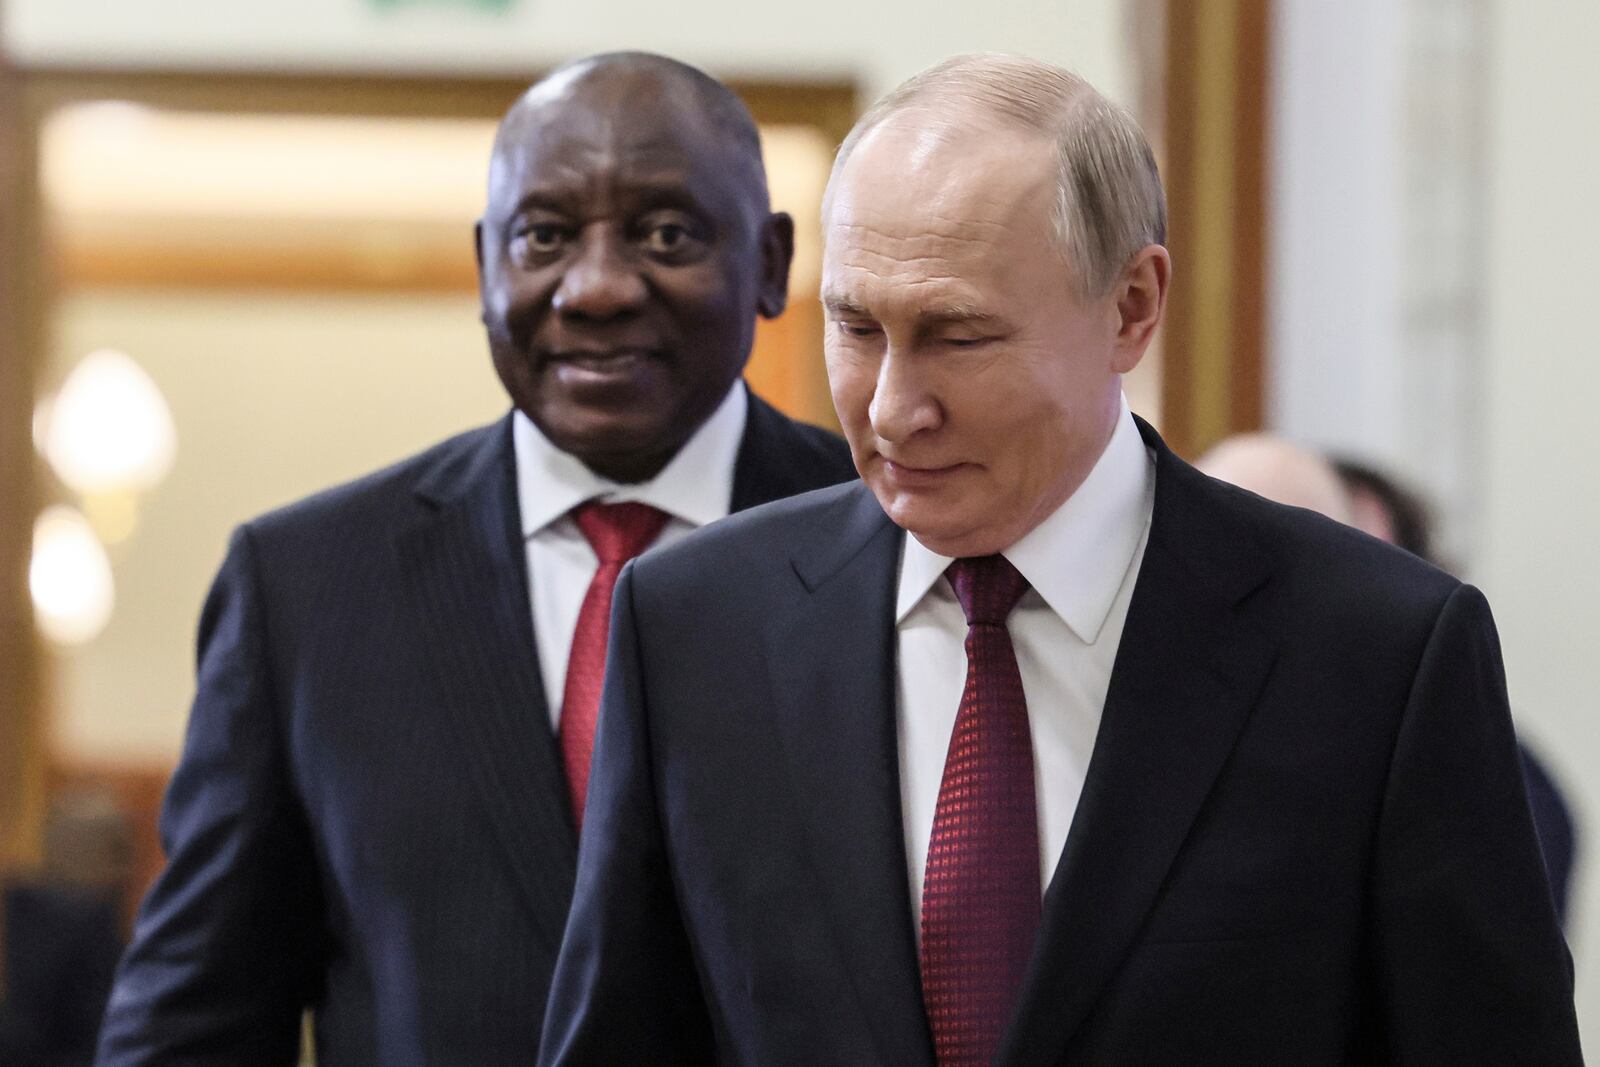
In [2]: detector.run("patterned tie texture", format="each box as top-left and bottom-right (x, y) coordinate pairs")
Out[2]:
(920, 554), (1041, 1067)
(560, 501), (671, 828)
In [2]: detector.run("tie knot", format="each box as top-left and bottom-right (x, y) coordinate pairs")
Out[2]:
(947, 554), (1030, 626)
(572, 501), (671, 564)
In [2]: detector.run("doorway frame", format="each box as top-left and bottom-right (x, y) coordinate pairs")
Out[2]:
(0, 61), (856, 879)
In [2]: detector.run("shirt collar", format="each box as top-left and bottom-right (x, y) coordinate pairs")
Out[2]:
(512, 381), (749, 537)
(896, 395), (1154, 643)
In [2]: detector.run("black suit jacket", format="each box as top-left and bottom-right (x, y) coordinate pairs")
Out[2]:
(2, 881), (124, 1066)
(1520, 745), (1577, 926)
(541, 418), (1579, 1066)
(94, 390), (857, 1066)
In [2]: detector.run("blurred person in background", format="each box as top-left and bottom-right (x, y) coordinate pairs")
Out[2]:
(1, 790), (131, 1067)
(1198, 439), (1578, 929)
(94, 51), (856, 1066)
(1191, 433), (1354, 524)
(540, 54), (1578, 1065)
(1331, 456), (1577, 926)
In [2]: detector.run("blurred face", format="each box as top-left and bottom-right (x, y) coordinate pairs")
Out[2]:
(822, 124), (1164, 557)
(1346, 485), (1398, 545)
(477, 68), (793, 483)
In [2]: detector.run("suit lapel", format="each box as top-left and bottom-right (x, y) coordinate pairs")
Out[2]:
(385, 391), (835, 949)
(396, 416), (577, 949)
(1000, 423), (1279, 1066)
(765, 485), (937, 1067)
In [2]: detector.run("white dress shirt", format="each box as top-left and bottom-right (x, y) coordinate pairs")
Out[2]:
(513, 383), (748, 727)
(896, 398), (1155, 929)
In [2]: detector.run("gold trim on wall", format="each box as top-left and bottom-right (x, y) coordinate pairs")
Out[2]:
(1161, 0), (1271, 459)
(0, 41), (48, 880)
(54, 218), (483, 293)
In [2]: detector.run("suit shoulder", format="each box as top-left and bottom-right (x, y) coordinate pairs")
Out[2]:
(637, 481), (861, 583)
(1202, 472), (1462, 624)
(242, 419), (502, 548)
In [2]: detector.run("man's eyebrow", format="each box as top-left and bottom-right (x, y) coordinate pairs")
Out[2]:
(821, 294), (870, 316)
(820, 297), (1003, 327)
(623, 183), (713, 219)
(918, 305), (1001, 327)
(506, 190), (576, 218)
(509, 181), (712, 220)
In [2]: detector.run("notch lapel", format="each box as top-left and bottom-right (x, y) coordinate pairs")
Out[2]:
(765, 485), (936, 1067)
(396, 417), (577, 950)
(1000, 425), (1280, 1066)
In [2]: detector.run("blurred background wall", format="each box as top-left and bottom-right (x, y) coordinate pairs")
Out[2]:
(1269, 0), (1600, 1041)
(2, 0), (1597, 1051)
(1478, 0), (1600, 1035)
(2, 0), (1133, 102)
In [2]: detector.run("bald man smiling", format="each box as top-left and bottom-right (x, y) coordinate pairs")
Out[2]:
(95, 53), (855, 1067)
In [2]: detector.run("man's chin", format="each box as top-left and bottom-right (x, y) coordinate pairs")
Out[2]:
(875, 491), (980, 558)
(525, 407), (677, 481)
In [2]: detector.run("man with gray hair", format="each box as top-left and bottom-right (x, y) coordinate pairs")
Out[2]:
(541, 54), (1578, 1065)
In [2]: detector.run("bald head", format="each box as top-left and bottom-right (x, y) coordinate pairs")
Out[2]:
(493, 52), (767, 207)
(1196, 434), (1355, 524)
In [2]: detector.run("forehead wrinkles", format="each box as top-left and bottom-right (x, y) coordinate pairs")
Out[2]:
(831, 224), (981, 276)
(490, 127), (752, 230)
(823, 216), (1021, 307)
(495, 113), (699, 182)
(827, 162), (1052, 269)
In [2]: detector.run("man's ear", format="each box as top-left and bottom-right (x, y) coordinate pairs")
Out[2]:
(473, 219), (490, 325)
(1110, 244), (1171, 374)
(756, 212), (796, 319)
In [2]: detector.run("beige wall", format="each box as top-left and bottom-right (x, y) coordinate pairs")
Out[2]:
(3, 0), (1134, 108)
(1479, 0), (1600, 1042)
(47, 288), (503, 765)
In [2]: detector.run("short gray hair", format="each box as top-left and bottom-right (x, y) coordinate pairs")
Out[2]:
(825, 53), (1166, 297)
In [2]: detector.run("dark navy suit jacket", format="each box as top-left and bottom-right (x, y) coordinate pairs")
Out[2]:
(541, 418), (1580, 1066)
(94, 390), (857, 1066)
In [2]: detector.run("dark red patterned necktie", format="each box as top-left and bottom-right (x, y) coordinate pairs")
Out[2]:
(920, 554), (1041, 1067)
(560, 500), (671, 828)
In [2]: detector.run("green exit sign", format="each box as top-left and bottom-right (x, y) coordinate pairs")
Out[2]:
(369, 0), (520, 12)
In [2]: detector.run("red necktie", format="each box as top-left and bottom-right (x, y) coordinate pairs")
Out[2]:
(920, 554), (1041, 1067)
(560, 500), (671, 828)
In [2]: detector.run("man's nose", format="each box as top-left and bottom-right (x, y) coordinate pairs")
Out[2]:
(551, 230), (648, 321)
(868, 346), (942, 444)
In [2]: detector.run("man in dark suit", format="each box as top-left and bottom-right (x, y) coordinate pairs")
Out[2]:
(1330, 456), (1580, 927)
(94, 53), (856, 1066)
(541, 54), (1580, 1064)
(1194, 435), (1581, 932)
